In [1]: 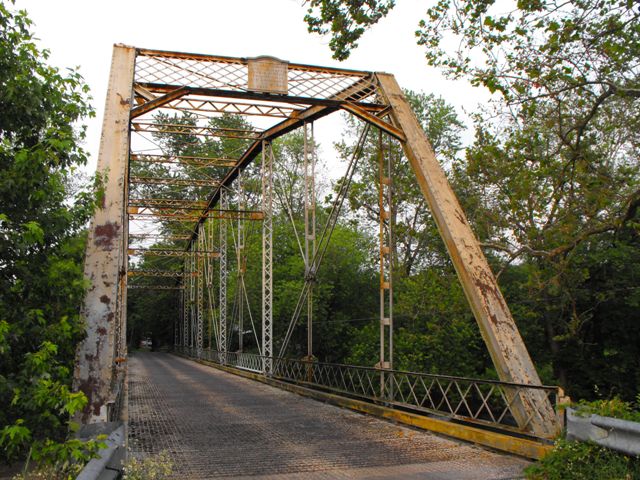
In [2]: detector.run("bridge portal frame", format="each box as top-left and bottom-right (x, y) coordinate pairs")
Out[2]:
(73, 44), (557, 438)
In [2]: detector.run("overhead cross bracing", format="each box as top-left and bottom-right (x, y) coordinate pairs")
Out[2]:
(74, 45), (561, 447)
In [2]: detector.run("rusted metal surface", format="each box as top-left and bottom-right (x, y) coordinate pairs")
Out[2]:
(73, 44), (136, 424)
(248, 56), (289, 94)
(340, 102), (405, 141)
(75, 46), (559, 440)
(376, 73), (558, 438)
(129, 154), (237, 167)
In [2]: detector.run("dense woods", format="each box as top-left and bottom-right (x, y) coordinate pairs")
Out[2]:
(1, 0), (639, 474)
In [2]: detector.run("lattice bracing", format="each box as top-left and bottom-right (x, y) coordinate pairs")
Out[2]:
(134, 49), (381, 104)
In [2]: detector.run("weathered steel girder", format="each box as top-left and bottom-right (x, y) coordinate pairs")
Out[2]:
(130, 154), (238, 168)
(128, 248), (221, 258)
(128, 269), (198, 278)
(132, 121), (261, 140)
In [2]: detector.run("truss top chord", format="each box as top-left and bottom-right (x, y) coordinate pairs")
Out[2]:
(134, 48), (380, 104)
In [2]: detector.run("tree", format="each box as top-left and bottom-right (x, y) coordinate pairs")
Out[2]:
(304, 0), (395, 61)
(304, 0), (640, 399)
(339, 91), (464, 276)
(0, 1), (100, 467)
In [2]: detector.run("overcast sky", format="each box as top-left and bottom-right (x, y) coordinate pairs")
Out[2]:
(14, 0), (488, 169)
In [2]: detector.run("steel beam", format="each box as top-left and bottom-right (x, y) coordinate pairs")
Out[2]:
(219, 190), (228, 364)
(130, 86), (189, 119)
(261, 142), (274, 374)
(73, 44), (136, 423)
(376, 73), (557, 437)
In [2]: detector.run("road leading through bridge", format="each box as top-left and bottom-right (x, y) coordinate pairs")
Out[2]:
(128, 352), (530, 479)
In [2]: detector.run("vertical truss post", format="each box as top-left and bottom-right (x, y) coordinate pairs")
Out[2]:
(377, 129), (394, 399)
(183, 257), (189, 353)
(237, 173), (245, 353)
(73, 45), (135, 423)
(304, 123), (317, 361)
(376, 73), (557, 437)
(196, 225), (204, 357)
(262, 141), (274, 374)
(189, 249), (196, 353)
(205, 219), (214, 351)
(176, 290), (181, 348)
(219, 189), (228, 364)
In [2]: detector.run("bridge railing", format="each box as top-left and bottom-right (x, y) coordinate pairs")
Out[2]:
(176, 347), (560, 439)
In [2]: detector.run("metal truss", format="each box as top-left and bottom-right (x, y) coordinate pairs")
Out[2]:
(163, 97), (303, 118)
(219, 189), (228, 363)
(77, 45), (559, 436)
(203, 218), (220, 351)
(129, 233), (192, 241)
(134, 48), (381, 104)
(132, 121), (262, 140)
(128, 248), (220, 258)
(130, 154), (237, 168)
(279, 123), (370, 357)
(128, 210), (264, 222)
(176, 288), (182, 347)
(128, 198), (209, 210)
(378, 130), (394, 399)
(182, 257), (189, 350)
(196, 224), (204, 355)
(261, 142), (274, 374)
(128, 269), (197, 278)
(236, 172), (246, 353)
(129, 176), (220, 188)
(128, 284), (185, 290)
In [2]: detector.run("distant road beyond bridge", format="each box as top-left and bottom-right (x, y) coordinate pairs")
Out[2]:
(128, 352), (529, 479)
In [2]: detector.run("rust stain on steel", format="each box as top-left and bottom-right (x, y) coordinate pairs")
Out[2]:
(376, 72), (558, 438)
(73, 44), (136, 424)
(248, 56), (288, 95)
(93, 222), (120, 249)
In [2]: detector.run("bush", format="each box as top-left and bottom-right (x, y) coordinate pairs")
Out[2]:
(572, 396), (640, 423)
(122, 451), (174, 480)
(525, 439), (640, 480)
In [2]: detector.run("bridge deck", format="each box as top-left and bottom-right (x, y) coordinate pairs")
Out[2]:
(128, 352), (529, 479)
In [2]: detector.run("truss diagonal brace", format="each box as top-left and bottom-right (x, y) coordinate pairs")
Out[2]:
(376, 73), (558, 438)
(130, 86), (190, 119)
(341, 102), (405, 141)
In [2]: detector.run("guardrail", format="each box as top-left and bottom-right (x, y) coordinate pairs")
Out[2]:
(177, 347), (560, 439)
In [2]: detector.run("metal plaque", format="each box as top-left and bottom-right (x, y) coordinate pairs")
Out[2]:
(248, 56), (288, 95)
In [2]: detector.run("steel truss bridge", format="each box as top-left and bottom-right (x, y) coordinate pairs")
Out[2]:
(73, 45), (561, 462)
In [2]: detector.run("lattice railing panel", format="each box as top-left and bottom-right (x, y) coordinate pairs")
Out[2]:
(177, 348), (560, 439)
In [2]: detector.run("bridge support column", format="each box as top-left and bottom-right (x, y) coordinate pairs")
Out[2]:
(219, 189), (228, 364)
(376, 73), (558, 437)
(262, 141), (274, 374)
(197, 224), (204, 357)
(73, 44), (135, 423)
(377, 130), (394, 399)
(183, 257), (189, 352)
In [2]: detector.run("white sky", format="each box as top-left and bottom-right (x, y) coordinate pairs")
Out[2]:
(14, 0), (489, 170)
